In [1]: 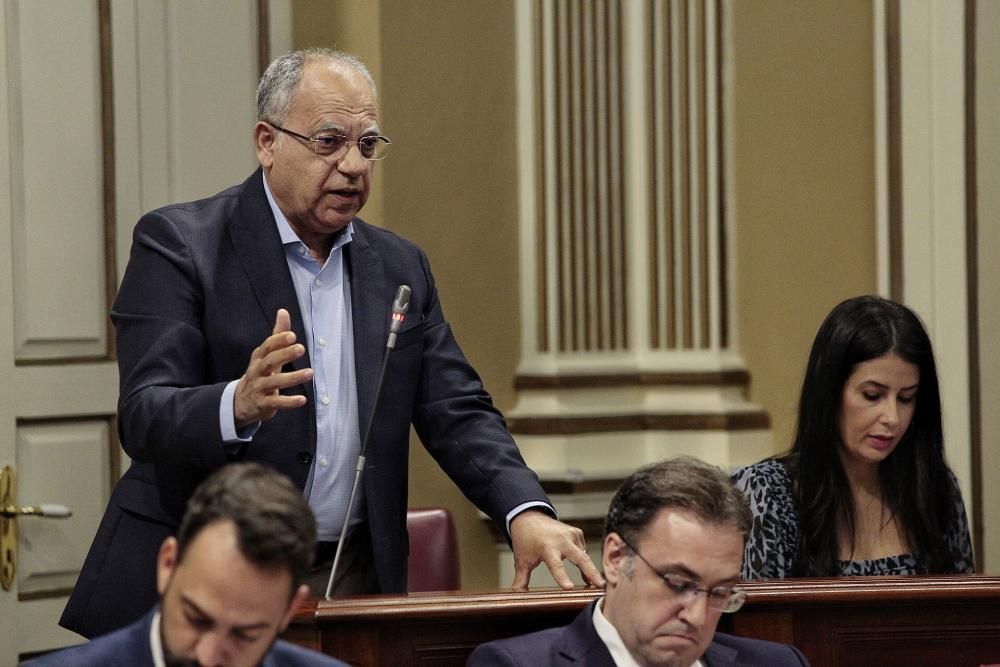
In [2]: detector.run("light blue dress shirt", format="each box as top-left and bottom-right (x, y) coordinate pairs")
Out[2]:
(218, 173), (363, 541)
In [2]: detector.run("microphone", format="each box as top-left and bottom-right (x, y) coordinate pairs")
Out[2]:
(387, 285), (411, 349)
(325, 285), (412, 599)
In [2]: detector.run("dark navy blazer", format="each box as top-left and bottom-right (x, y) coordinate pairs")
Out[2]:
(27, 609), (347, 666)
(60, 170), (549, 638)
(467, 601), (811, 666)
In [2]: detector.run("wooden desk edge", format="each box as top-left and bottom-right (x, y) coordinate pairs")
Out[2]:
(291, 574), (1000, 626)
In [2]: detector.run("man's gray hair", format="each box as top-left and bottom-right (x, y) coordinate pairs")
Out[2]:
(256, 48), (377, 124)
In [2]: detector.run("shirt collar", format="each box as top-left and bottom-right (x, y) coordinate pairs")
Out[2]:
(592, 598), (705, 667)
(261, 170), (354, 251)
(149, 609), (166, 667)
(592, 598), (642, 667)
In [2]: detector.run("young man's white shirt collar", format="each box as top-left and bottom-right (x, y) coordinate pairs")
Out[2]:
(149, 610), (166, 667)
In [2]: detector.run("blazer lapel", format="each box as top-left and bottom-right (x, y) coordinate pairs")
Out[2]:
(132, 610), (159, 667)
(344, 221), (390, 447)
(556, 602), (618, 666)
(702, 638), (740, 667)
(227, 169), (314, 401)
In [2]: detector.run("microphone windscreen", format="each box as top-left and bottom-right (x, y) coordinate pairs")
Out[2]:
(393, 285), (412, 316)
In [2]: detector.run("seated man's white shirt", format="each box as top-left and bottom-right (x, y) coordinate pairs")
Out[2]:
(592, 598), (705, 667)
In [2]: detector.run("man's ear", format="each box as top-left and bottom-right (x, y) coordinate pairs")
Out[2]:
(254, 121), (277, 168)
(156, 537), (179, 596)
(278, 584), (310, 631)
(603, 532), (627, 587)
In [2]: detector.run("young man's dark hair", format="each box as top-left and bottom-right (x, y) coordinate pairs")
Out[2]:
(177, 462), (316, 590)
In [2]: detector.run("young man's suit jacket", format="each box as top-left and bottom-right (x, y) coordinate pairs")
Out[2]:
(27, 609), (347, 666)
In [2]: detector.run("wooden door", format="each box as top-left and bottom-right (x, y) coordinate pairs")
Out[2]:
(0, 1), (269, 663)
(0, 1), (120, 662)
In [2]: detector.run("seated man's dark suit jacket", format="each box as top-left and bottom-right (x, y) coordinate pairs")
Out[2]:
(25, 608), (347, 666)
(60, 169), (550, 638)
(466, 601), (811, 666)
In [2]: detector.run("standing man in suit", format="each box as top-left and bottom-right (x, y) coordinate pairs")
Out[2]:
(467, 457), (811, 667)
(28, 463), (347, 666)
(61, 48), (602, 639)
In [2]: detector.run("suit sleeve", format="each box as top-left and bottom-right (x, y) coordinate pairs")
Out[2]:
(112, 210), (232, 469)
(465, 642), (521, 667)
(791, 644), (812, 666)
(408, 248), (551, 533)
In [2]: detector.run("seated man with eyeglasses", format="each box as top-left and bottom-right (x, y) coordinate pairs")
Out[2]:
(467, 456), (810, 667)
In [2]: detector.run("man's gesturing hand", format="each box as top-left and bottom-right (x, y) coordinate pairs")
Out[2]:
(509, 510), (606, 591)
(233, 309), (313, 428)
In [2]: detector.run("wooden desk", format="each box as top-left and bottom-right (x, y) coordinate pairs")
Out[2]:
(286, 576), (1000, 666)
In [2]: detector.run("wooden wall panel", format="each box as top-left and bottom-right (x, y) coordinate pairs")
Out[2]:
(9, 0), (108, 362)
(15, 421), (112, 599)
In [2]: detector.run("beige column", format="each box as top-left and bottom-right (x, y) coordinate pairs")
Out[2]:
(506, 0), (770, 587)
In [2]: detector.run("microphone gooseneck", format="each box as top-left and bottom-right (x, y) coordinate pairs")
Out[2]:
(325, 284), (411, 599)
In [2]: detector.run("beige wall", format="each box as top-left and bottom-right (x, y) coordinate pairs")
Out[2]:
(976, 0), (1000, 573)
(292, 0), (879, 588)
(729, 0), (877, 450)
(381, 0), (521, 591)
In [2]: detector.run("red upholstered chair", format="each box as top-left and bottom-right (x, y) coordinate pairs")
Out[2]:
(406, 507), (461, 592)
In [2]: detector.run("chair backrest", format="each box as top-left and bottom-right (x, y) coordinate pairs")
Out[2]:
(406, 507), (461, 592)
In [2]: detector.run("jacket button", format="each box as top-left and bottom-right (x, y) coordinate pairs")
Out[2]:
(297, 451), (313, 464)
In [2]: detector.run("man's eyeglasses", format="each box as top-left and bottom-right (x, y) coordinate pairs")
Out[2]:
(619, 535), (746, 613)
(267, 122), (392, 161)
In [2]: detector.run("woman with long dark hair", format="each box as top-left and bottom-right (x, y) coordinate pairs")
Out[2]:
(733, 295), (974, 578)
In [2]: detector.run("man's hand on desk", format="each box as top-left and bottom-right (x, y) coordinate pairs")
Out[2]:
(509, 510), (605, 591)
(234, 308), (314, 427)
